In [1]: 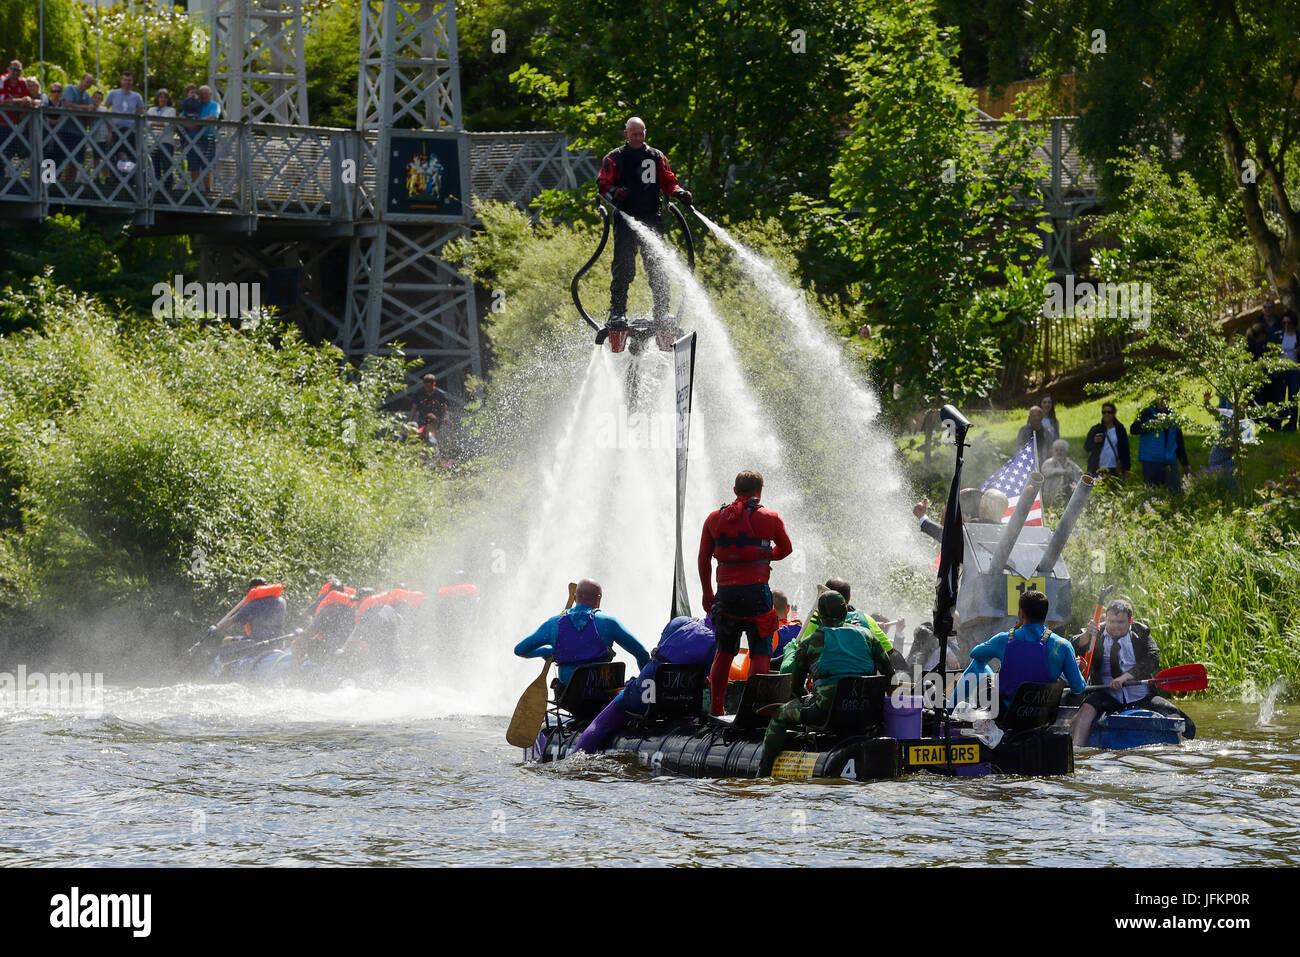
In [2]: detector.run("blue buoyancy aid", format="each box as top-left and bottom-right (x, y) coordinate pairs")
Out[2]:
(554, 609), (611, 666)
(656, 618), (717, 665)
(998, 627), (1053, 703)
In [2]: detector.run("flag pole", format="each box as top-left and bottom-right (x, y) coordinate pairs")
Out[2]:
(934, 405), (970, 775)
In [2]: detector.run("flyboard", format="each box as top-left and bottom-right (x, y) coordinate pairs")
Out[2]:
(571, 197), (696, 408)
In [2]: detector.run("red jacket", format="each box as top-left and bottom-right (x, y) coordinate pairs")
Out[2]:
(698, 496), (792, 598)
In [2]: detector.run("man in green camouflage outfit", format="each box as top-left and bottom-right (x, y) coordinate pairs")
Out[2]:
(759, 590), (891, 776)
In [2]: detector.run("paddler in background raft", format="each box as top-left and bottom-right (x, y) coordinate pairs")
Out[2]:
(574, 614), (717, 753)
(1069, 598), (1196, 745)
(290, 579), (357, 676)
(513, 578), (649, 690)
(759, 590), (891, 776)
(210, 577), (287, 644)
(698, 470), (793, 716)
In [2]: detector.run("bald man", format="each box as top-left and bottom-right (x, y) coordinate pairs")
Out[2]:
(596, 116), (693, 324)
(513, 578), (650, 688)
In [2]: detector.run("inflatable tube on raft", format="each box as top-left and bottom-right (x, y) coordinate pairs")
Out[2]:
(538, 718), (1073, 779)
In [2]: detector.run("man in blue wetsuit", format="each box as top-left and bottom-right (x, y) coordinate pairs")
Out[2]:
(514, 578), (650, 689)
(574, 614), (716, 753)
(962, 589), (1085, 714)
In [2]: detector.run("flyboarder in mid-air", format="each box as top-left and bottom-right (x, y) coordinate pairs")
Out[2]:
(597, 116), (693, 325)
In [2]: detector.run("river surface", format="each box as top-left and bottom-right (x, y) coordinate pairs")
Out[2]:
(2, 684), (1296, 866)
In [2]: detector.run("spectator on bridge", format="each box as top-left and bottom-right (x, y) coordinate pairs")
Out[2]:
(1131, 398), (1188, 491)
(146, 89), (177, 192)
(60, 73), (95, 184)
(1, 61), (33, 104)
(1041, 439), (1084, 505)
(409, 373), (450, 428)
(1, 61), (35, 178)
(1016, 405), (1051, 467)
(1085, 402), (1130, 479)
(26, 78), (43, 103)
(196, 85), (221, 192)
(1039, 393), (1061, 441)
(1281, 310), (1299, 432)
(104, 71), (144, 175)
(41, 82), (69, 179)
(178, 84), (201, 189)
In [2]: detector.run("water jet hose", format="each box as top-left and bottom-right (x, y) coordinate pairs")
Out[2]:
(571, 198), (696, 341)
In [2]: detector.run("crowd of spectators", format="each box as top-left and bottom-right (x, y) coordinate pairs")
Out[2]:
(0, 59), (222, 194)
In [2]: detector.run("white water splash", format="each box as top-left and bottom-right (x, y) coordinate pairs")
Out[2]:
(1258, 678), (1287, 726)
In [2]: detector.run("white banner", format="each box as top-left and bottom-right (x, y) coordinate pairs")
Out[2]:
(672, 332), (697, 619)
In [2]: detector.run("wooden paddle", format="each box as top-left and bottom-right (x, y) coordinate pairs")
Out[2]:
(1081, 663), (1207, 695)
(506, 582), (577, 748)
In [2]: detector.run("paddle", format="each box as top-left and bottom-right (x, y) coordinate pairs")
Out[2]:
(1076, 584), (1114, 680)
(506, 582), (576, 748)
(1080, 663), (1207, 695)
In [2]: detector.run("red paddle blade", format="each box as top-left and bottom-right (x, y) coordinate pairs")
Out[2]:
(1148, 663), (1208, 693)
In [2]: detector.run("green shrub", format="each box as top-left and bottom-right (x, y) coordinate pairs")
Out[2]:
(0, 279), (446, 651)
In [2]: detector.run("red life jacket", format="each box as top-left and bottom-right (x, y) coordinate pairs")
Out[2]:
(235, 583), (284, 637)
(245, 583), (284, 603)
(387, 588), (425, 610)
(316, 589), (356, 613)
(437, 582), (479, 599)
(355, 591), (391, 624)
(712, 498), (773, 569)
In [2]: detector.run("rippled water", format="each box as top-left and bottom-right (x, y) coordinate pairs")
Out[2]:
(2, 686), (1296, 866)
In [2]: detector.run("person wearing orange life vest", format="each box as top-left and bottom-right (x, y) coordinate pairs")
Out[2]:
(698, 470), (793, 715)
(337, 588), (403, 671)
(290, 580), (357, 672)
(211, 578), (287, 643)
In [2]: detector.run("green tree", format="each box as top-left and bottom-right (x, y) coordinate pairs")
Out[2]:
(0, 0), (86, 85)
(1029, 0), (1300, 307)
(512, 0), (866, 218)
(303, 0), (360, 129)
(802, 0), (1051, 411)
(0, 214), (193, 330)
(86, 3), (208, 97)
(1087, 151), (1287, 503)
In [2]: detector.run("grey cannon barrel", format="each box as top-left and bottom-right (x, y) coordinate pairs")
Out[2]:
(1035, 474), (1095, 575)
(988, 472), (1044, 572)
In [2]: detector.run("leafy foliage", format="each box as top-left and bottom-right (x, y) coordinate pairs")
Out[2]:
(1086, 151), (1286, 502)
(513, 0), (867, 219)
(1029, 0), (1300, 305)
(0, 213), (193, 330)
(0, 278), (445, 653)
(799, 0), (1052, 410)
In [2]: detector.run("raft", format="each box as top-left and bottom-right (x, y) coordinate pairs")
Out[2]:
(1055, 704), (1189, 748)
(533, 663), (1074, 780)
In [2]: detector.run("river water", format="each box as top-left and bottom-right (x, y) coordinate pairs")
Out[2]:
(2, 685), (1296, 866)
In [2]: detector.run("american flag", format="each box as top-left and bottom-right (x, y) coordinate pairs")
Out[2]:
(980, 440), (1043, 526)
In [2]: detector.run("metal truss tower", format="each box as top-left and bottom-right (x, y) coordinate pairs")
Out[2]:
(209, 0), (309, 125)
(345, 0), (480, 390)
